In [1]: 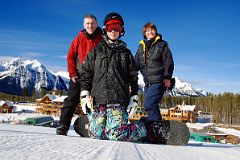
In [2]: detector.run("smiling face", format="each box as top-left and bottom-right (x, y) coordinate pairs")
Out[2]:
(106, 30), (120, 41)
(83, 17), (98, 35)
(142, 22), (158, 40)
(145, 27), (157, 40)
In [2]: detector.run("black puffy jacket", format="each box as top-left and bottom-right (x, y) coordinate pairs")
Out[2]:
(135, 35), (174, 85)
(80, 38), (138, 106)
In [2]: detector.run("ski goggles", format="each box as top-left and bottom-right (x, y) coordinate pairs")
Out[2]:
(105, 23), (123, 33)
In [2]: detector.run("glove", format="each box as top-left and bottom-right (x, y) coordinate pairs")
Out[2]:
(127, 95), (138, 118)
(80, 90), (92, 114)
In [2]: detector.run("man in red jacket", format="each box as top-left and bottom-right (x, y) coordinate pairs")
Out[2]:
(56, 14), (102, 135)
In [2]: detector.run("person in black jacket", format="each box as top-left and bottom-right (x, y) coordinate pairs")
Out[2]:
(79, 12), (146, 142)
(135, 22), (174, 122)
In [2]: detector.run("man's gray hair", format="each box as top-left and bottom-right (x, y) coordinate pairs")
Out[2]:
(84, 14), (97, 22)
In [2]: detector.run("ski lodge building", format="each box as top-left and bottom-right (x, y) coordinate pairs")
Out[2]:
(0, 100), (14, 113)
(130, 104), (203, 123)
(161, 104), (198, 123)
(35, 94), (68, 116)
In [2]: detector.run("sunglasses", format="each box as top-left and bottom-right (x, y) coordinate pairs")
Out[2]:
(105, 23), (123, 32)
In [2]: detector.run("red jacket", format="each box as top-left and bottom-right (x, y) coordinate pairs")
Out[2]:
(67, 30), (102, 78)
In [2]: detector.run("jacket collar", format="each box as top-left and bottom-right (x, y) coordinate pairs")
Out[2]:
(139, 34), (162, 64)
(139, 34), (162, 51)
(82, 27), (102, 39)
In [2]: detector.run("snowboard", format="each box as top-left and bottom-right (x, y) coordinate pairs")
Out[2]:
(73, 115), (190, 145)
(153, 120), (190, 145)
(73, 115), (90, 137)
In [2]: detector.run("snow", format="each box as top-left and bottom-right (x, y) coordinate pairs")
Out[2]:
(171, 105), (196, 111)
(52, 95), (68, 102)
(54, 71), (69, 79)
(0, 123), (240, 160)
(0, 105), (240, 160)
(0, 58), (68, 95)
(138, 71), (145, 88)
(1, 57), (208, 97)
(0, 100), (13, 106)
(45, 94), (58, 101)
(215, 127), (240, 137)
(172, 76), (208, 96)
(187, 122), (213, 131)
(13, 103), (39, 112)
(25, 59), (42, 70)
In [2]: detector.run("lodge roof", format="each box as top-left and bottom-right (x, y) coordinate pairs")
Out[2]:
(0, 100), (13, 107)
(170, 105), (197, 111)
(37, 94), (67, 103)
(46, 94), (58, 101)
(52, 96), (68, 102)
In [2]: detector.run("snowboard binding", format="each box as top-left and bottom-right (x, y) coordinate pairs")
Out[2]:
(142, 118), (190, 145)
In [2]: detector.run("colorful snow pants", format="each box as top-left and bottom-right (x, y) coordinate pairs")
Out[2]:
(88, 104), (147, 142)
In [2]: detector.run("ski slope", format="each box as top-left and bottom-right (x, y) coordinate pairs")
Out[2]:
(0, 123), (240, 160)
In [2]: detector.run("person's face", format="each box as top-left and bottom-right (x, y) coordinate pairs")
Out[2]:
(145, 27), (156, 39)
(83, 17), (98, 34)
(107, 30), (120, 41)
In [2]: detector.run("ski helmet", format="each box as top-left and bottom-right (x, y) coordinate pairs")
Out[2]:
(103, 12), (125, 37)
(104, 12), (124, 26)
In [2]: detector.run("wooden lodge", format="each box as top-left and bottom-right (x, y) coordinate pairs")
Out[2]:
(36, 94), (68, 116)
(128, 110), (147, 121)
(161, 104), (198, 123)
(129, 103), (199, 123)
(36, 94), (199, 123)
(0, 100), (14, 113)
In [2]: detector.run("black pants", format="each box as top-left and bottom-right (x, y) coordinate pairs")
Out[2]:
(59, 80), (80, 128)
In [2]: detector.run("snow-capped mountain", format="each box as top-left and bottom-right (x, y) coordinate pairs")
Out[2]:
(54, 71), (69, 79)
(169, 77), (208, 96)
(138, 72), (207, 97)
(54, 71), (70, 88)
(56, 70), (207, 97)
(0, 58), (207, 97)
(0, 58), (67, 96)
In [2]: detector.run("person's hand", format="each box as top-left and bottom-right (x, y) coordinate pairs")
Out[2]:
(127, 95), (138, 118)
(71, 76), (78, 83)
(80, 90), (92, 114)
(163, 79), (171, 89)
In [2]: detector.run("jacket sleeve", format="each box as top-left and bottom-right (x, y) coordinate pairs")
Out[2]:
(128, 51), (139, 96)
(67, 35), (80, 78)
(135, 44), (146, 72)
(134, 47), (141, 71)
(79, 48), (95, 92)
(162, 43), (174, 79)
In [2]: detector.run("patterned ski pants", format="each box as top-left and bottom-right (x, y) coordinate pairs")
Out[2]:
(88, 104), (147, 142)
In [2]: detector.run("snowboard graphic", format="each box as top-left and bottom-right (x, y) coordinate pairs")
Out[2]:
(74, 115), (190, 145)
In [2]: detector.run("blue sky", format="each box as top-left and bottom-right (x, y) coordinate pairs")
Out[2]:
(0, 0), (240, 94)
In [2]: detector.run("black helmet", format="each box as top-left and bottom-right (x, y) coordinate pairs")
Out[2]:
(103, 12), (124, 26)
(103, 12), (125, 37)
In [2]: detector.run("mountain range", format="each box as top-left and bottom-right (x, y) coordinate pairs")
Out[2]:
(0, 58), (67, 96)
(138, 72), (207, 96)
(0, 58), (207, 96)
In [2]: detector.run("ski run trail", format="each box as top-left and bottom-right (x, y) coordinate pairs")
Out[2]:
(0, 123), (240, 160)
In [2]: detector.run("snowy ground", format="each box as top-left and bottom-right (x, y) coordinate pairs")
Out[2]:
(1, 104), (240, 160)
(0, 123), (240, 160)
